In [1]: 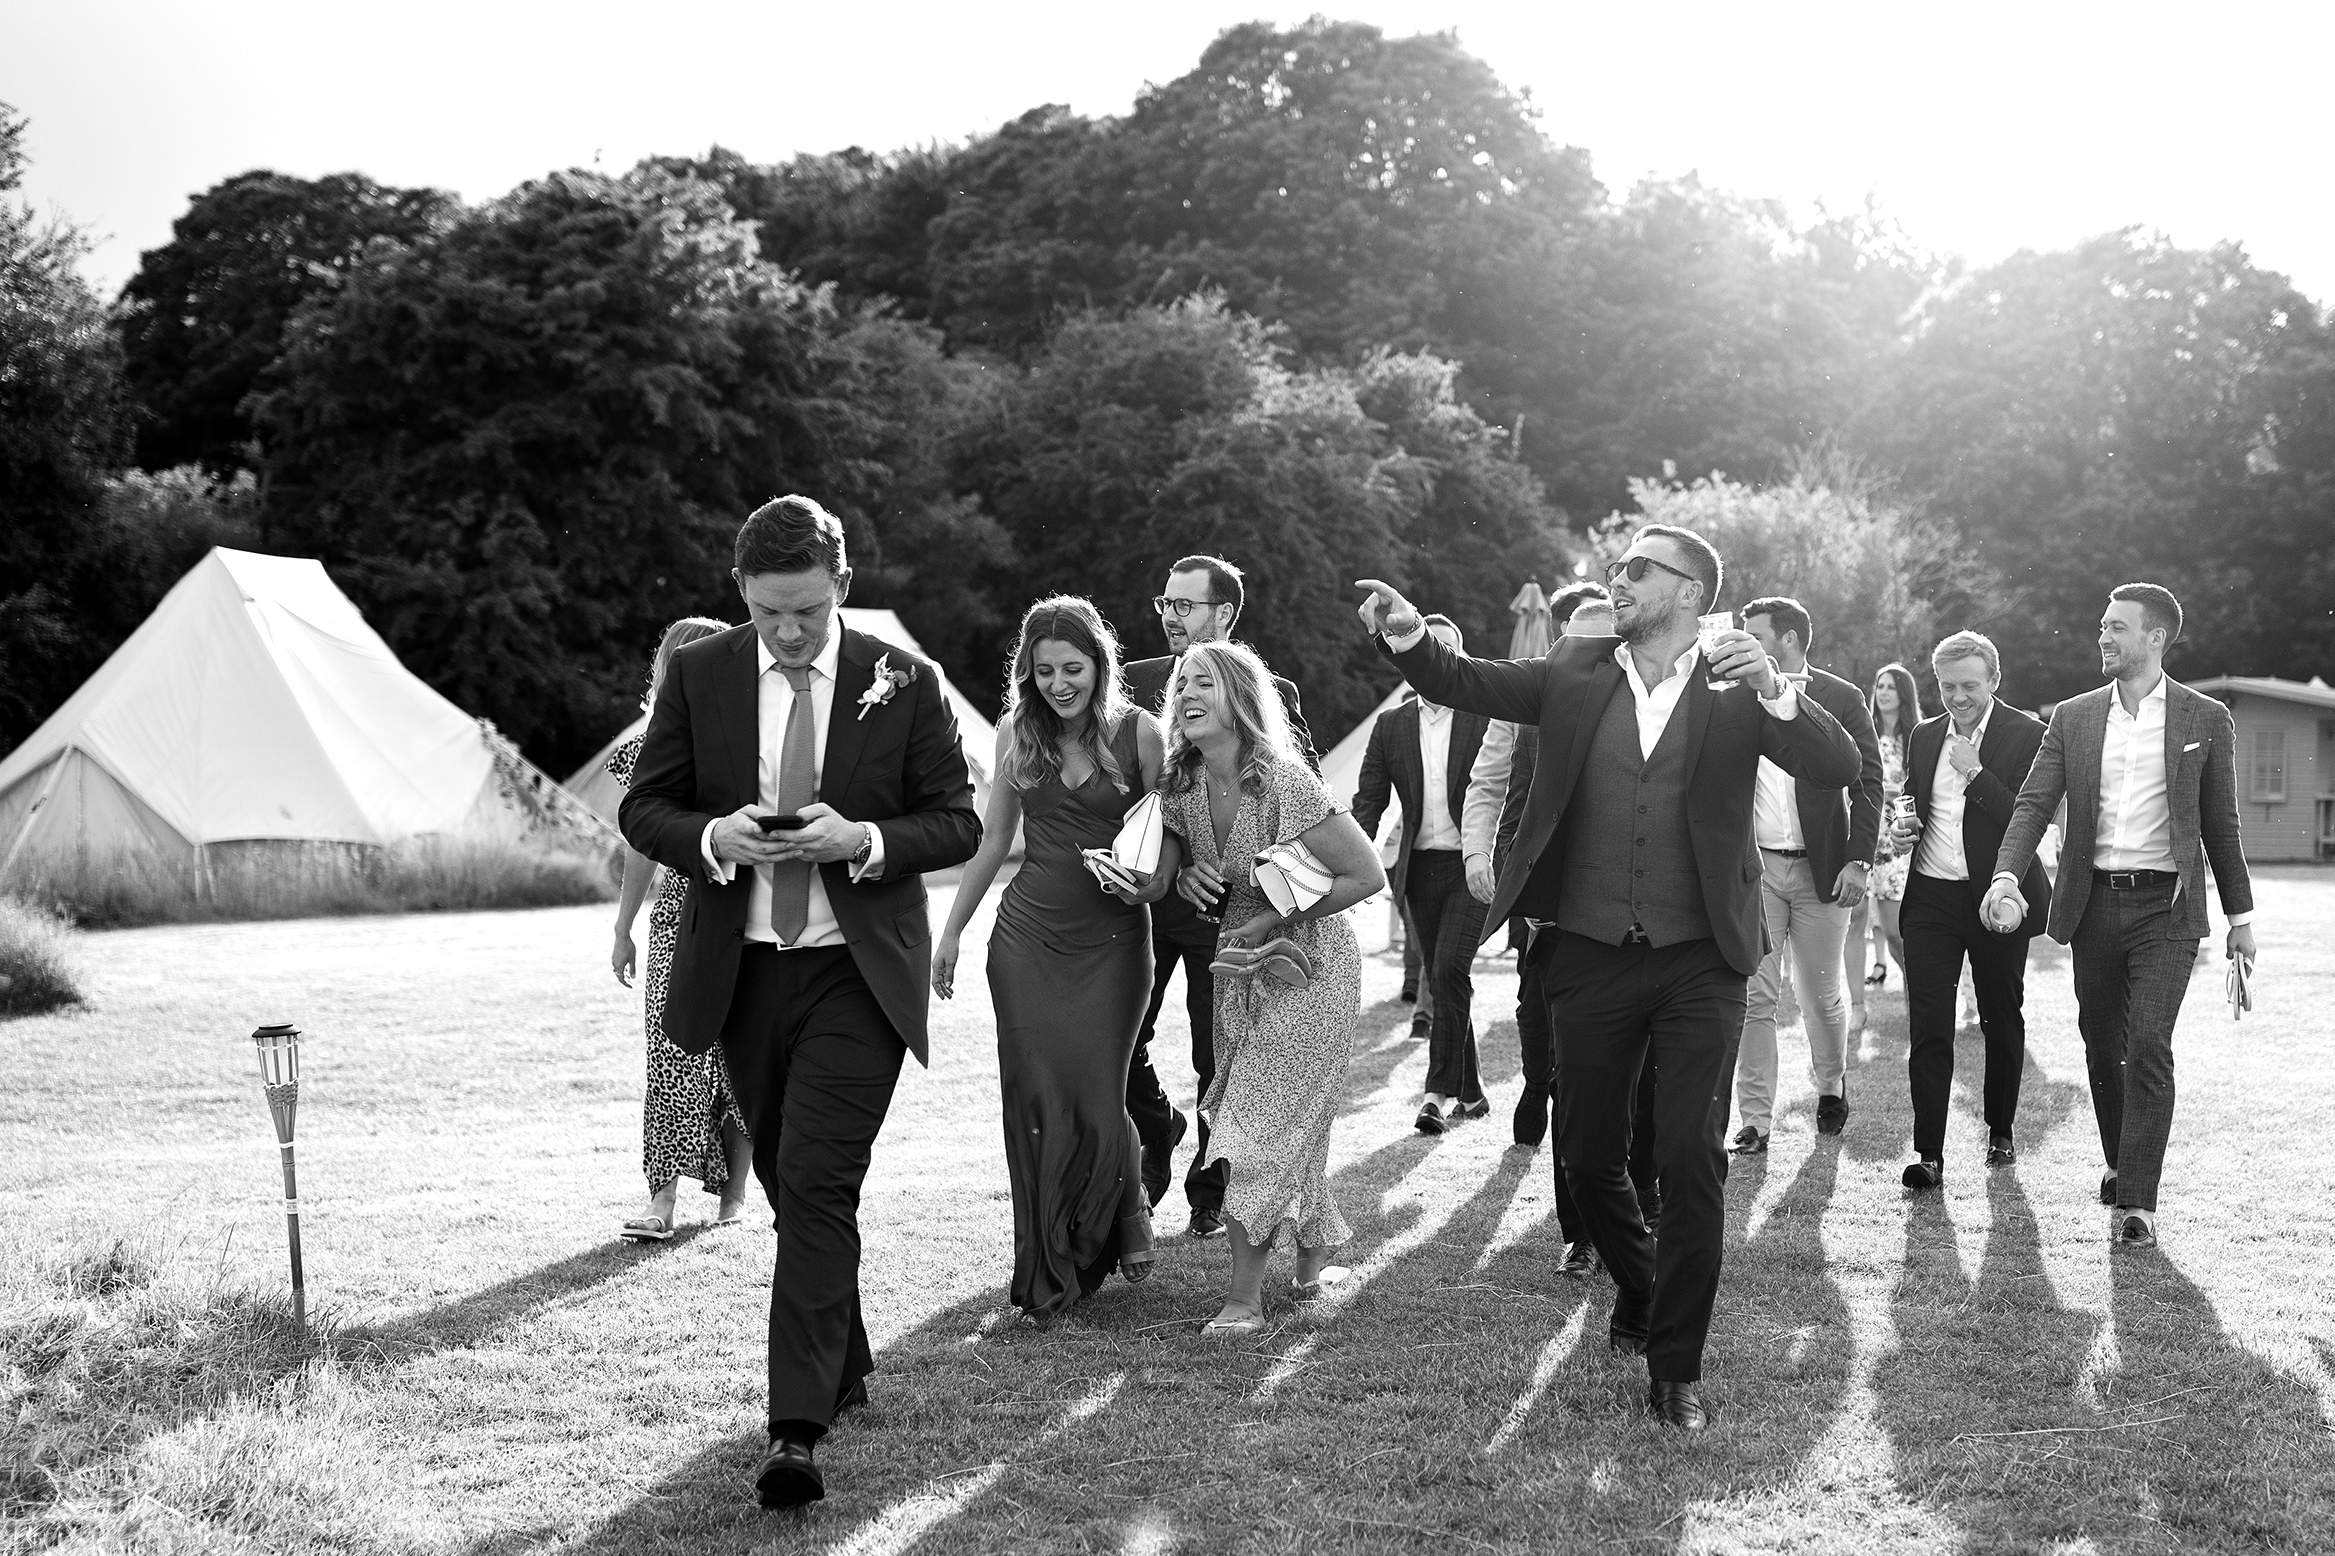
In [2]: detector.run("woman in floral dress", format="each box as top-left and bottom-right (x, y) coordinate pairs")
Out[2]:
(610, 616), (751, 1241)
(1146, 641), (1387, 1336)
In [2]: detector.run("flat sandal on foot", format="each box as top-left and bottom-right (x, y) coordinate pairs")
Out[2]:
(619, 1216), (673, 1243)
(1292, 1266), (1352, 1302)
(1201, 1309), (1265, 1338)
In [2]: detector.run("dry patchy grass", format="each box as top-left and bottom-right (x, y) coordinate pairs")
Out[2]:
(2, 871), (2332, 1553)
(0, 898), (80, 1018)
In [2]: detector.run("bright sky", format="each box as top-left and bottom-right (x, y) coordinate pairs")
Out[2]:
(13, 0), (2333, 307)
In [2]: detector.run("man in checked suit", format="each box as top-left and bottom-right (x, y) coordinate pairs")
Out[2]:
(1983, 584), (2256, 1249)
(1887, 629), (2052, 1191)
(1353, 614), (1493, 1136)
(1357, 523), (1860, 1432)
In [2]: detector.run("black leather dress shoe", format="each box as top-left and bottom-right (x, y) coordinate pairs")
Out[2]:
(1901, 1157), (1943, 1190)
(1608, 1289), (1651, 1355)
(1730, 1126), (1768, 1155)
(1986, 1135), (2016, 1167)
(1815, 1093), (1848, 1135)
(1414, 1101), (1448, 1136)
(1143, 1109), (1189, 1208)
(1512, 1084), (1549, 1146)
(1452, 1096), (1490, 1121)
(755, 1438), (823, 1508)
(1187, 1206), (1225, 1240)
(1560, 1240), (1599, 1278)
(1649, 1381), (1710, 1431)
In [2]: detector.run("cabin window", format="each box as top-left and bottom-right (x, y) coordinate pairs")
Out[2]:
(2250, 727), (2286, 803)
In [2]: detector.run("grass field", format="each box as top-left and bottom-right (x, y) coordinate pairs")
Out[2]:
(4, 870), (2334, 1554)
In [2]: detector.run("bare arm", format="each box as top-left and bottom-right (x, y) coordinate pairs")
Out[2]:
(933, 722), (1024, 994)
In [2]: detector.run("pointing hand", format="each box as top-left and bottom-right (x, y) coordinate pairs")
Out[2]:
(1354, 579), (1422, 640)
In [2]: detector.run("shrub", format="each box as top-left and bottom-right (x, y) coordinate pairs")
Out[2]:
(0, 896), (82, 1017)
(13, 836), (616, 930)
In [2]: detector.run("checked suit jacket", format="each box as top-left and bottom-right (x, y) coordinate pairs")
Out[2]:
(1992, 679), (2252, 944)
(617, 623), (982, 1065)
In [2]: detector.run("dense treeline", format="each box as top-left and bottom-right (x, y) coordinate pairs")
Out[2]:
(4, 19), (2330, 772)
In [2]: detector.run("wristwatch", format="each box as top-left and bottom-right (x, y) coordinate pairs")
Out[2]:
(850, 824), (875, 871)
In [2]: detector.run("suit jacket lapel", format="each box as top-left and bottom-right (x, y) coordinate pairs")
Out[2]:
(1399, 704), (1425, 824)
(821, 630), (878, 800)
(1562, 659), (1625, 794)
(721, 631), (761, 803)
(1449, 712), (1484, 819)
(1910, 719), (1941, 820)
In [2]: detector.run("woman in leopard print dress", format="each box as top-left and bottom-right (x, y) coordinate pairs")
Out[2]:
(610, 617), (751, 1241)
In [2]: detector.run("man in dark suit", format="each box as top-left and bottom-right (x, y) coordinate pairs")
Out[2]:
(1352, 614), (1493, 1135)
(1729, 597), (1885, 1153)
(619, 496), (981, 1508)
(1120, 553), (1314, 1239)
(1983, 584), (2256, 1248)
(1357, 522), (1860, 1432)
(1885, 629), (2051, 1191)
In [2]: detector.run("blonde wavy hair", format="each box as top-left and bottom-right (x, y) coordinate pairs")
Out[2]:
(998, 595), (1137, 794)
(1161, 640), (1297, 797)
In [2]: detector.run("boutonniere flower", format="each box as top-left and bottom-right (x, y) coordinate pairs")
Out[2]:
(856, 654), (915, 720)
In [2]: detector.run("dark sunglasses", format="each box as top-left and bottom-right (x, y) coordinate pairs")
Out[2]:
(1604, 555), (1698, 587)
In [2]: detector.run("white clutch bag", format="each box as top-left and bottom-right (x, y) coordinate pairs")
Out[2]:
(1084, 790), (1164, 890)
(1254, 838), (1333, 917)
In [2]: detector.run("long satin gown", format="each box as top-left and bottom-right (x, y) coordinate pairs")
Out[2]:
(988, 713), (1157, 1316)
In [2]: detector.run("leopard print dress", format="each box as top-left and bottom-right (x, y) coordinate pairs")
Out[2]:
(610, 736), (749, 1194)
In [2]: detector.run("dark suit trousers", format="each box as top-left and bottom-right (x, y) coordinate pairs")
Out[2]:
(1543, 932), (1745, 1383)
(1406, 850), (1486, 1103)
(1125, 921), (1227, 1213)
(1902, 872), (2030, 1159)
(2070, 878), (2196, 1211)
(720, 944), (904, 1440)
(1517, 951), (1586, 1243)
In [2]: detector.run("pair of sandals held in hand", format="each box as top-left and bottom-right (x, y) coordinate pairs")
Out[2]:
(1207, 838), (1335, 990)
(1209, 936), (1318, 991)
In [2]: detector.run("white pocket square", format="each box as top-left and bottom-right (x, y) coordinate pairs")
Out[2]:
(2183, 742), (2201, 752)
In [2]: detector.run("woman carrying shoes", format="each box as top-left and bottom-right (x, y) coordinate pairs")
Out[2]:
(1141, 641), (1385, 1336)
(935, 597), (1170, 1319)
(610, 616), (753, 1241)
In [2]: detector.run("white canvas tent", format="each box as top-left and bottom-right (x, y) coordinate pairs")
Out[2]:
(1319, 680), (1412, 816)
(0, 548), (568, 890)
(564, 607), (1000, 825)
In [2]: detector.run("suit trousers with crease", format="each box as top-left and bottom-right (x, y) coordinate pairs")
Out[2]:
(1542, 931), (1746, 1383)
(1406, 849), (1487, 1103)
(719, 943), (904, 1440)
(2070, 877), (2197, 1212)
(1901, 871), (2030, 1159)
(1125, 921), (1228, 1213)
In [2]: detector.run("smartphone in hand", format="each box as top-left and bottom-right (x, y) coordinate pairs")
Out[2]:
(756, 814), (809, 832)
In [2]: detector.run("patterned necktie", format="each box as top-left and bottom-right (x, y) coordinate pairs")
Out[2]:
(770, 665), (818, 943)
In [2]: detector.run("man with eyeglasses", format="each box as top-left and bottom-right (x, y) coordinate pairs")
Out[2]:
(1356, 526), (1859, 1432)
(1124, 554), (1316, 1239)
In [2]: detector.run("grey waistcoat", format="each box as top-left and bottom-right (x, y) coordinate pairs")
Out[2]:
(1555, 684), (1712, 948)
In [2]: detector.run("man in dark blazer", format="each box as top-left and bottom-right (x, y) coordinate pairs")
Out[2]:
(1352, 615), (1493, 1135)
(1984, 584), (2255, 1248)
(1357, 522), (1860, 1432)
(1120, 553), (1314, 1239)
(620, 496), (981, 1508)
(1729, 597), (1885, 1153)
(1886, 629), (2051, 1191)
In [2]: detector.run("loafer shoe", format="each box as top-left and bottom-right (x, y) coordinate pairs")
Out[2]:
(2115, 1211), (2158, 1250)
(1414, 1101), (1448, 1136)
(1901, 1157), (1944, 1190)
(1815, 1094), (1848, 1135)
(2099, 1170), (2119, 1206)
(1730, 1126), (1768, 1155)
(1451, 1096), (1490, 1122)
(1187, 1207), (1226, 1240)
(1649, 1381), (1710, 1432)
(1986, 1135), (2016, 1167)
(755, 1438), (823, 1508)
(1560, 1240), (1599, 1279)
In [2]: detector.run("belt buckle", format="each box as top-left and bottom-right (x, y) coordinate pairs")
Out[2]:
(2107, 870), (2137, 890)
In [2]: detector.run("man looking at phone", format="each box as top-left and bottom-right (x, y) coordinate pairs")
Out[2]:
(621, 496), (981, 1508)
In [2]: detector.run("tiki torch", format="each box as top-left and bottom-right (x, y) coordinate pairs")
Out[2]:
(251, 1022), (307, 1325)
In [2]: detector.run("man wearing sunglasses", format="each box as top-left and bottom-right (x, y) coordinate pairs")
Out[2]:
(1357, 526), (1860, 1433)
(1124, 555), (1316, 1240)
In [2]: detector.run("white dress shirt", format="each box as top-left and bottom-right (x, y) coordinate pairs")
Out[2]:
(1415, 702), (1462, 851)
(2096, 674), (2176, 873)
(698, 629), (885, 946)
(1752, 673), (1812, 849)
(1914, 704), (1993, 881)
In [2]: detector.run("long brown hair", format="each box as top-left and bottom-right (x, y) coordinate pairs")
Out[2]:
(1870, 661), (1920, 756)
(644, 616), (728, 709)
(999, 596), (1136, 794)
(1162, 640), (1297, 796)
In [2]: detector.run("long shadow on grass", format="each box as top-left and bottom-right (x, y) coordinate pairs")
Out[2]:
(346, 1224), (716, 1359)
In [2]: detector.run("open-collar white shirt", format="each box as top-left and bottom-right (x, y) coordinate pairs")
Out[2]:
(1415, 701), (1462, 851)
(1915, 702), (1994, 882)
(697, 627), (884, 947)
(2096, 673), (2176, 874)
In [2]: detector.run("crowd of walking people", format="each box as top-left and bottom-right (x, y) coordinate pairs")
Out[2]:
(604, 493), (2258, 1507)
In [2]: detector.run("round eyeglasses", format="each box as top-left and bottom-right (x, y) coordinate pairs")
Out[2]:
(1153, 597), (1223, 620)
